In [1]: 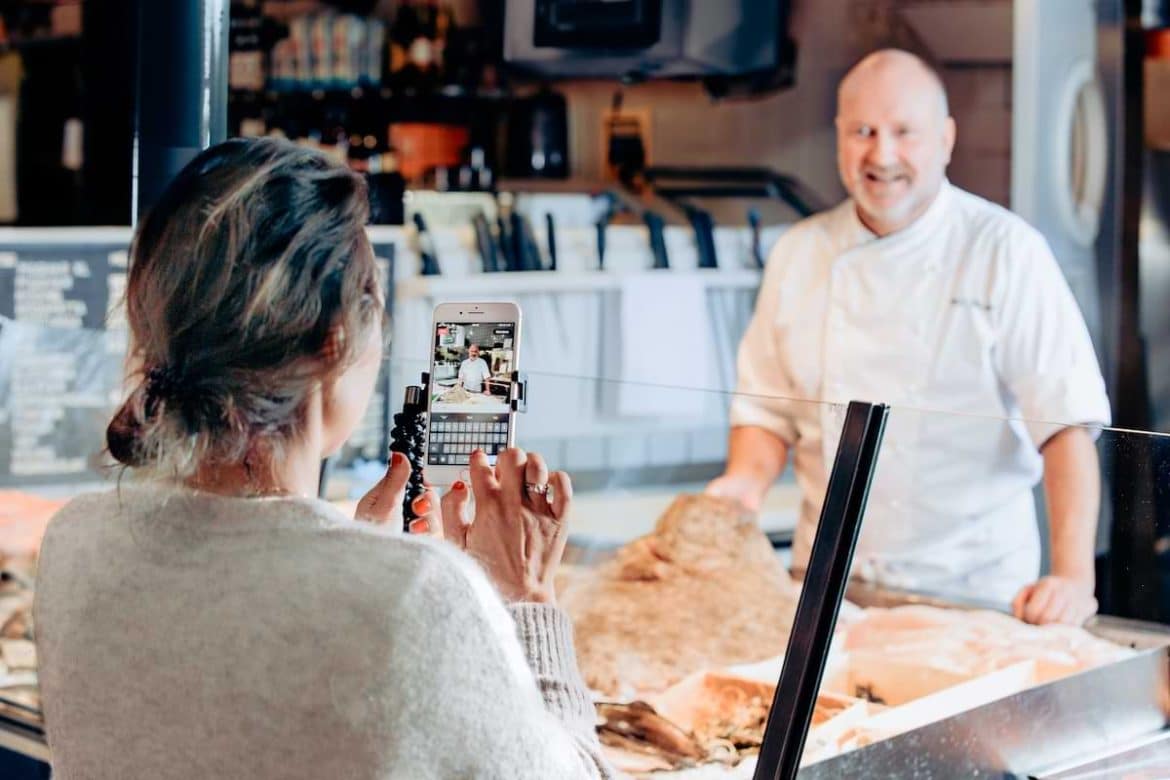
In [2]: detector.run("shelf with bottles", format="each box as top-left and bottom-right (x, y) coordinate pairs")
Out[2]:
(229, 0), (500, 108)
(0, 0), (82, 52)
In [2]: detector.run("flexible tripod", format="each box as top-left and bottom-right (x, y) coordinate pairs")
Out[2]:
(388, 371), (529, 533)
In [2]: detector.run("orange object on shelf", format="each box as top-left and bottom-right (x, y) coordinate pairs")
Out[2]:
(389, 123), (469, 181)
(1147, 28), (1170, 60)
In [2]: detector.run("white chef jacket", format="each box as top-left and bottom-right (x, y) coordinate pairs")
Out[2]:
(730, 182), (1111, 603)
(458, 357), (491, 392)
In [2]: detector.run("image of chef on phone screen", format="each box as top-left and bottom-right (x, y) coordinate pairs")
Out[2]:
(458, 344), (492, 395)
(430, 322), (514, 415)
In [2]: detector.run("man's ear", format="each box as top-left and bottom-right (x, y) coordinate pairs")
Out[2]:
(943, 116), (957, 165)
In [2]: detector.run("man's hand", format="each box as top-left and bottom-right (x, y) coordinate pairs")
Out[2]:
(1012, 575), (1097, 626)
(705, 473), (766, 513)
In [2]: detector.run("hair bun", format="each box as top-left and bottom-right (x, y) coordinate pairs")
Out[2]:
(144, 364), (187, 405)
(106, 397), (145, 467)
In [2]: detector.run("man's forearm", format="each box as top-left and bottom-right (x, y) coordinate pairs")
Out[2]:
(1042, 426), (1099, 583)
(726, 426), (789, 486)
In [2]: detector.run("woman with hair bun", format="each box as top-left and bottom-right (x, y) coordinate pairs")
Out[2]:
(33, 138), (615, 779)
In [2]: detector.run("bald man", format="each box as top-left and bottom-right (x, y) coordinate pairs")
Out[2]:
(707, 50), (1110, 625)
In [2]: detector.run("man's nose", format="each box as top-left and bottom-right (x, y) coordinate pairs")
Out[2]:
(865, 130), (898, 166)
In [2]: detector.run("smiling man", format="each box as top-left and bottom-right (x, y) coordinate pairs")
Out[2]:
(707, 49), (1111, 625)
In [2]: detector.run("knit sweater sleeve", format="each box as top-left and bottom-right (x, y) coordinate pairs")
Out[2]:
(403, 543), (619, 779)
(508, 603), (614, 775)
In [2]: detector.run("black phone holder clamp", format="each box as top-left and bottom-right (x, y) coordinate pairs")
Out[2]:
(509, 370), (529, 413)
(388, 371), (530, 533)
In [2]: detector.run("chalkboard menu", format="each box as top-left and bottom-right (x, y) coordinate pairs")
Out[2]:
(0, 236), (131, 486)
(0, 231), (398, 488)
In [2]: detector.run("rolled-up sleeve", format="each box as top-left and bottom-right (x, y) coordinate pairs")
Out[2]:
(729, 244), (800, 446)
(994, 228), (1111, 447)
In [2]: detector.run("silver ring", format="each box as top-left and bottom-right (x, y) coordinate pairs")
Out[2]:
(524, 482), (549, 496)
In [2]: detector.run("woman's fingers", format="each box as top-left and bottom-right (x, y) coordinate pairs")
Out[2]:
(548, 471), (573, 521)
(407, 489), (442, 538)
(440, 481), (471, 545)
(469, 449), (500, 497)
(523, 451), (550, 508)
(496, 447), (528, 499)
(355, 451), (411, 524)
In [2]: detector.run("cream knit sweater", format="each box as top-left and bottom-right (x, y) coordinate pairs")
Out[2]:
(34, 485), (617, 779)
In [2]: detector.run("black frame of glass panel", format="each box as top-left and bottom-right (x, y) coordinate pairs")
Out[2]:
(753, 400), (889, 780)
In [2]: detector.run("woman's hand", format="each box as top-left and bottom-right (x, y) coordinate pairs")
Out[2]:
(354, 451), (441, 536)
(440, 448), (572, 604)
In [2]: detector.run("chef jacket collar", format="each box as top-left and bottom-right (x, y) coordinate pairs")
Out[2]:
(840, 179), (954, 255)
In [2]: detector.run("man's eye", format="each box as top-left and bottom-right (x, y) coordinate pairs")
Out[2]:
(855, 126), (874, 138)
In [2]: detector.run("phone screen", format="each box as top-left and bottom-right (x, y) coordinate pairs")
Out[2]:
(427, 320), (517, 466)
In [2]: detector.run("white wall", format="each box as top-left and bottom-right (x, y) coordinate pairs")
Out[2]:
(552, 0), (1013, 218)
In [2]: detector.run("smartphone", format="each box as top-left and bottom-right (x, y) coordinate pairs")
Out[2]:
(426, 301), (522, 485)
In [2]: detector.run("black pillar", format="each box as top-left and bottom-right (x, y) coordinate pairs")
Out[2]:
(81, 0), (137, 225)
(134, 0), (230, 219)
(1099, 0), (1159, 620)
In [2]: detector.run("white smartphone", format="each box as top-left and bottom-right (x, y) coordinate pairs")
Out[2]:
(425, 301), (522, 485)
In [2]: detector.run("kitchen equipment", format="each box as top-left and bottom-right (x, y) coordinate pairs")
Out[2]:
(748, 207), (764, 269)
(594, 192), (619, 270)
(496, 214), (516, 271)
(503, 88), (569, 179)
(510, 212), (545, 271)
(643, 211), (669, 269)
(545, 212), (559, 271)
(472, 211), (500, 272)
(390, 123), (470, 183)
(503, 0), (795, 90)
(684, 205), (718, 269)
(644, 165), (824, 219)
(412, 213), (441, 276)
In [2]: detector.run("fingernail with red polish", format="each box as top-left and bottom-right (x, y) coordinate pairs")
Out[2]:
(390, 451), (405, 466)
(409, 519), (429, 534)
(452, 480), (466, 492)
(411, 495), (432, 515)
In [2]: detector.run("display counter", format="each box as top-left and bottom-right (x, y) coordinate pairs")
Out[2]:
(1, 236), (1168, 776)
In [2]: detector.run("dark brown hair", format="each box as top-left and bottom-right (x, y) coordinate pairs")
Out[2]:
(107, 137), (380, 479)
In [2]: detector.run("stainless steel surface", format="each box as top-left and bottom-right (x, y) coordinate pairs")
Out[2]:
(800, 645), (1170, 779)
(799, 584), (1170, 778)
(1036, 730), (1170, 778)
(1013, 0), (1109, 352)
